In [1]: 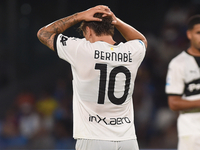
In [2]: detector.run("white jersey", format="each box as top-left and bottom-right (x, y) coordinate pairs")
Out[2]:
(54, 34), (146, 141)
(165, 51), (200, 137)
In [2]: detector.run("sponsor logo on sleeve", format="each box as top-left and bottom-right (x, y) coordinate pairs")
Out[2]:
(60, 36), (68, 46)
(166, 77), (170, 86)
(139, 40), (144, 46)
(184, 78), (200, 96)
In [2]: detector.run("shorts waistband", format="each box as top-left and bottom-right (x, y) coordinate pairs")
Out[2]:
(180, 108), (200, 114)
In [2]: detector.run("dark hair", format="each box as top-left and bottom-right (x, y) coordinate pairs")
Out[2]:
(187, 14), (200, 30)
(79, 13), (114, 36)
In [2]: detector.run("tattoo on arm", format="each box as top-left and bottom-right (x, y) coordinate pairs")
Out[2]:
(38, 30), (55, 50)
(37, 13), (79, 50)
(48, 13), (79, 34)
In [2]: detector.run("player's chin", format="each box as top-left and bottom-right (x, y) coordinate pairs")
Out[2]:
(197, 45), (200, 51)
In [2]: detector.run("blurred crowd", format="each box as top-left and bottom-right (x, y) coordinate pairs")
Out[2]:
(0, 1), (200, 149)
(0, 78), (75, 149)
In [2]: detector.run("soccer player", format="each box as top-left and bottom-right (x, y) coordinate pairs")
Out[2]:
(37, 5), (147, 150)
(166, 15), (200, 150)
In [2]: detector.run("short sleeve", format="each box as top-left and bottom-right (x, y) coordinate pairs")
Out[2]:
(125, 39), (146, 64)
(165, 60), (184, 95)
(54, 34), (84, 66)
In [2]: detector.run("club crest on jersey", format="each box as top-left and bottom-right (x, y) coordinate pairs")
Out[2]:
(60, 36), (68, 46)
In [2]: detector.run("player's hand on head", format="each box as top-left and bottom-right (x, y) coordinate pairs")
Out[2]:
(108, 11), (118, 25)
(100, 7), (118, 25)
(82, 5), (111, 22)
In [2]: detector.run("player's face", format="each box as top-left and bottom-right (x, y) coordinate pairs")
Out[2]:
(187, 24), (200, 51)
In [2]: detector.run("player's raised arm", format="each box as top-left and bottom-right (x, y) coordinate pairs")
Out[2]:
(37, 14), (79, 51)
(37, 5), (111, 51)
(115, 19), (147, 48)
(107, 9), (147, 48)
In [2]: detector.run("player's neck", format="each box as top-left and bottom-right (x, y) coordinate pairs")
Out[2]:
(91, 35), (116, 45)
(187, 47), (200, 57)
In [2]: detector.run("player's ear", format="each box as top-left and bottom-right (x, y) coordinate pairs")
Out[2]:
(85, 26), (90, 34)
(86, 26), (90, 35)
(82, 30), (86, 37)
(186, 30), (191, 40)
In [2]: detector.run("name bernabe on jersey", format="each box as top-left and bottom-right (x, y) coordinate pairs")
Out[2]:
(89, 114), (131, 125)
(94, 50), (132, 62)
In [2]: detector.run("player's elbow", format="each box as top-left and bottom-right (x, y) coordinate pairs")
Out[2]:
(168, 103), (177, 111)
(168, 98), (179, 111)
(37, 28), (44, 41)
(37, 28), (55, 51)
(37, 28), (49, 45)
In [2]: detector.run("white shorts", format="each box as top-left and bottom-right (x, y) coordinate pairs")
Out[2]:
(76, 139), (139, 150)
(178, 135), (200, 150)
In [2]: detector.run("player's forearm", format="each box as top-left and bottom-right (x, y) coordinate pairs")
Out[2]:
(168, 96), (200, 111)
(37, 13), (82, 50)
(114, 18), (147, 48)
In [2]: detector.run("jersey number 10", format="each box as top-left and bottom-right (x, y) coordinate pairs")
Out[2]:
(95, 63), (131, 105)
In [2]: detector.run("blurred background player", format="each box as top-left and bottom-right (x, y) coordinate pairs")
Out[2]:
(166, 15), (200, 150)
(37, 5), (147, 150)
